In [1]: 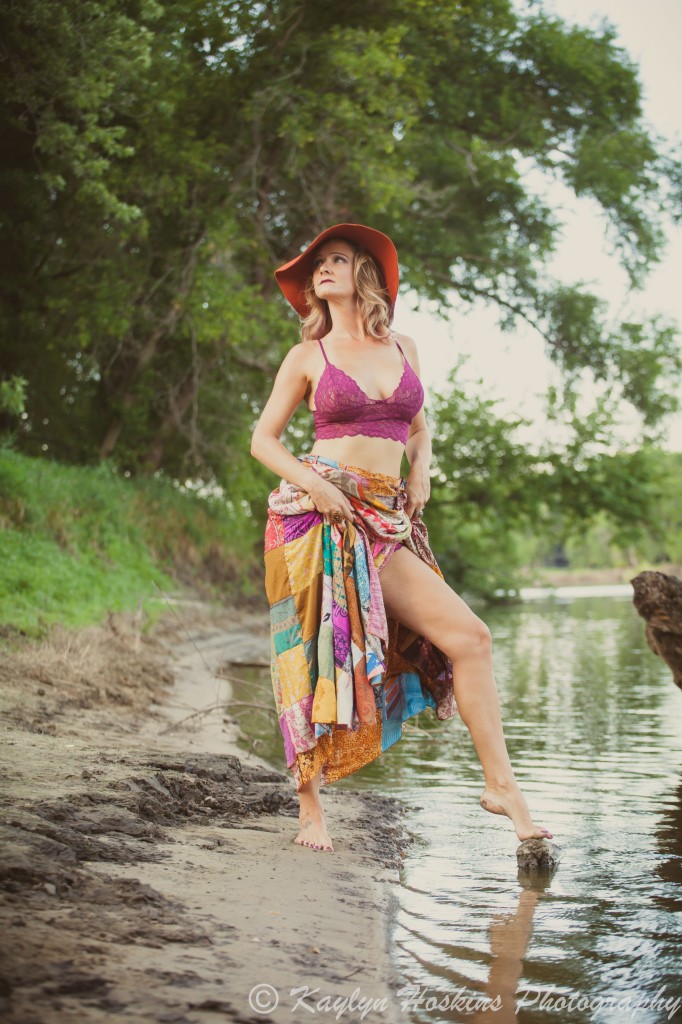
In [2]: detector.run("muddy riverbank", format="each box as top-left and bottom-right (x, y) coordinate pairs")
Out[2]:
(0, 602), (411, 1023)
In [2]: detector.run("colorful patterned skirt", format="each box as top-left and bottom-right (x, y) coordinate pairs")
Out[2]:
(264, 453), (457, 791)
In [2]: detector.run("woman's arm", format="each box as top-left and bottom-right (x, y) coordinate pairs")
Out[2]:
(250, 343), (356, 520)
(397, 333), (432, 518)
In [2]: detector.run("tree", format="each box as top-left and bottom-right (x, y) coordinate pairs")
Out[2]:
(0, 0), (680, 497)
(426, 366), (670, 597)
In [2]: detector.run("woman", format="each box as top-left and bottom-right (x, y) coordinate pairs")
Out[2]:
(251, 223), (553, 853)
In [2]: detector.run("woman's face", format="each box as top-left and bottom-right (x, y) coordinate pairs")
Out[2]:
(311, 239), (356, 303)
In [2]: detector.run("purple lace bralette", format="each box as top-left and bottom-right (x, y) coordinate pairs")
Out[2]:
(312, 335), (424, 444)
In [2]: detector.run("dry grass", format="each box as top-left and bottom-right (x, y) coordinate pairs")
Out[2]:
(0, 607), (174, 721)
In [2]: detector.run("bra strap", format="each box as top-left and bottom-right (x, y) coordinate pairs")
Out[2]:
(317, 338), (330, 364)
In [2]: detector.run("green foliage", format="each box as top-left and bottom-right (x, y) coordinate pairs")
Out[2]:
(425, 370), (535, 597)
(1, 0), (158, 221)
(0, 450), (266, 635)
(520, 446), (679, 573)
(0, 2), (680, 605)
(557, 450), (682, 567)
(0, 376), (27, 418)
(1, 0), (680, 492)
(424, 366), (677, 598)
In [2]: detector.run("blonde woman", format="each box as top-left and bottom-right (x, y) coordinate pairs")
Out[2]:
(251, 223), (553, 853)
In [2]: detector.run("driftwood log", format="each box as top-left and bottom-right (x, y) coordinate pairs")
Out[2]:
(631, 570), (682, 690)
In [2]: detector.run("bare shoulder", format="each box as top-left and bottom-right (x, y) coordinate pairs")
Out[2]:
(278, 337), (318, 376)
(391, 330), (420, 365)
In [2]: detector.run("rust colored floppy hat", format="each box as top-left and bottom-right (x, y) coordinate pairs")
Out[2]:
(274, 223), (399, 318)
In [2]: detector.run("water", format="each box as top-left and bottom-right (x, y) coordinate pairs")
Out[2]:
(231, 593), (682, 1023)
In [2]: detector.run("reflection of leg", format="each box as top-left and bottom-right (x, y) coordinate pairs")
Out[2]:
(294, 768), (334, 852)
(474, 888), (541, 1024)
(379, 547), (553, 841)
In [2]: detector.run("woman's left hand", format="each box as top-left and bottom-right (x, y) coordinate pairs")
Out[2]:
(404, 460), (431, 520)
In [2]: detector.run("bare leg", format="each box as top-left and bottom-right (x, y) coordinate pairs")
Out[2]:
(293, 768), (334, 852)
(379, 546), (553, 842)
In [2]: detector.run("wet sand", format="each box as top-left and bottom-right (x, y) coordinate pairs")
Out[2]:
(0, 603), (411, 1023)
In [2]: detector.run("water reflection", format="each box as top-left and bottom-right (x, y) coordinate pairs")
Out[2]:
(655, 774), (682, 897)
(230, 595), (682, 1022)
(472, 880), (547, 1024)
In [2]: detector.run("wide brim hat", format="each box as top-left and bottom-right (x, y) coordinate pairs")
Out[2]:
(274, 223), (399, 318)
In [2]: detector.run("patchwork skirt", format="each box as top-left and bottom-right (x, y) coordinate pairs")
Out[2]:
(264, 453), (457, 791)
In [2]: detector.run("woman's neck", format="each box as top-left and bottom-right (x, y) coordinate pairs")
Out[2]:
(325, 300), (367, 342)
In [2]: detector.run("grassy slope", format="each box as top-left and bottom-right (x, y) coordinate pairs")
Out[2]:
(0, 450), (264, 636)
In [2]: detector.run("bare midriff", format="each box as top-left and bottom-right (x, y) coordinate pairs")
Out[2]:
(308, 432), (406, 478)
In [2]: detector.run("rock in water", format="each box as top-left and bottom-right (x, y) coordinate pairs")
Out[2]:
(516, 838), (561, 873)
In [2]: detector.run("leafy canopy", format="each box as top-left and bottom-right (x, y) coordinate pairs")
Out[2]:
(0, 0), (680, 588)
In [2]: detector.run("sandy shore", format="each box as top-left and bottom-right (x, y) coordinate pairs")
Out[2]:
(0, 602), (411, 1023)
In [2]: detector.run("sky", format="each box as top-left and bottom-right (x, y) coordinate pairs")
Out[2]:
(397, 0), (682, 451)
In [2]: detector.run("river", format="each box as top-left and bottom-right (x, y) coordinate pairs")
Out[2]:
(233, 590), (682, 1023)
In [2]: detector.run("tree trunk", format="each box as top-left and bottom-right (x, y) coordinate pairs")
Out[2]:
(141, 370), (200, 474)
(99, 327), (164, 459)
(98, 237), (204, 460)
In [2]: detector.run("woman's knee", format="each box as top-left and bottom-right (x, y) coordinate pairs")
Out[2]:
(451, 615), (493, 661)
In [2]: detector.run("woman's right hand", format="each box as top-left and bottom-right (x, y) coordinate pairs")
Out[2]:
(306, 476), (356, 523)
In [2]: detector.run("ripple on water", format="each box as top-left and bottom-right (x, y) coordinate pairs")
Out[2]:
(390, 598), (682, 1022)
(233, 595), (682, 1023)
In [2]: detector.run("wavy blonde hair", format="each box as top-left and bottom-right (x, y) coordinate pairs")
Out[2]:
(300, 242), (393, 341)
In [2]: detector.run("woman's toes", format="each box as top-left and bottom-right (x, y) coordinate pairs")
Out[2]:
(295, 837), (329, 851)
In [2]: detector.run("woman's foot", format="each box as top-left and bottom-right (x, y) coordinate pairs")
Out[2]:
(294, 805), (334, 852)
(480, 781), (553, 842)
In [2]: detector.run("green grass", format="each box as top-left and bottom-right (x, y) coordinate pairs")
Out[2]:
(0, 449), (264, 636)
